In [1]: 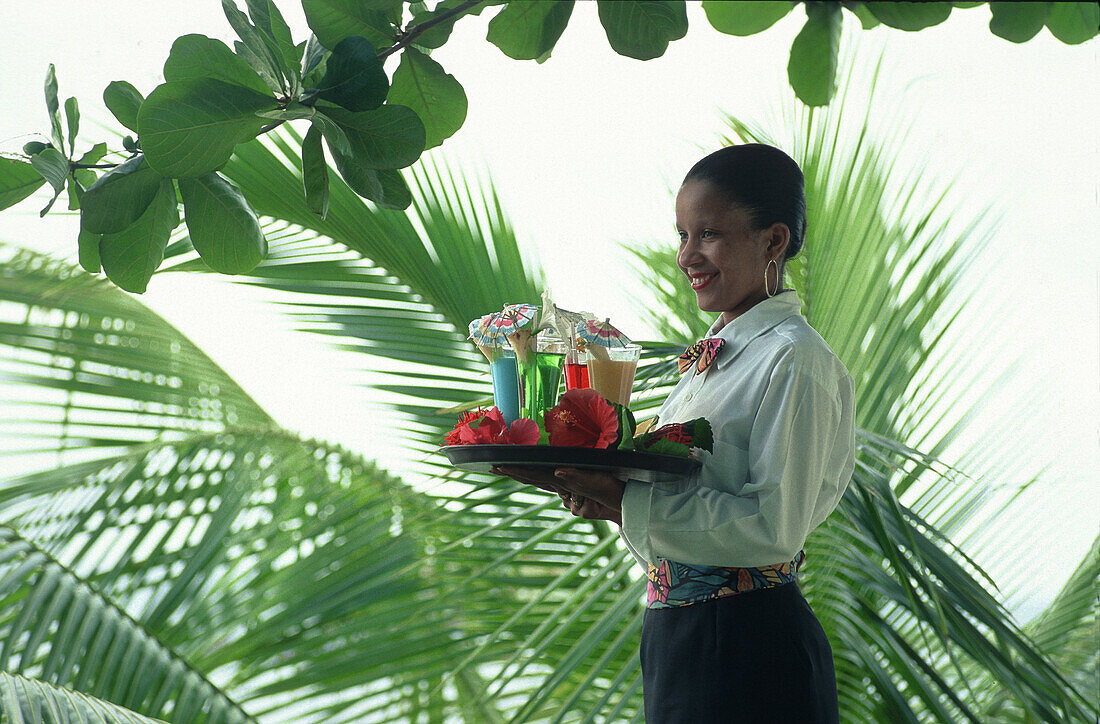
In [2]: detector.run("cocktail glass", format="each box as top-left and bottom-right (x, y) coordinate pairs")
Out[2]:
(517, 336), (566, 427)
(586, 344), (641, 406)
(563, 349), (590, 391)
(489, 348), (520, 423)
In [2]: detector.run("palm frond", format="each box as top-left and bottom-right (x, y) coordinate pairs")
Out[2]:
(0, 246), (273, 478)
(0, 672), (168, 724)
(689, 63), (1093, 720)
(0, 527), (253, 724)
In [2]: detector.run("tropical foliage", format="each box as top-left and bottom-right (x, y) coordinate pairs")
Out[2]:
(1, 1), (1097, 296)
(2, 68), (1097, 722)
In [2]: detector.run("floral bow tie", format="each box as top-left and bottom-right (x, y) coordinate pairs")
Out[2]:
(677, 338), (725, 375)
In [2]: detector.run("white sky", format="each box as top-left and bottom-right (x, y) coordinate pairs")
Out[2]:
(1, 1), (1097, 620)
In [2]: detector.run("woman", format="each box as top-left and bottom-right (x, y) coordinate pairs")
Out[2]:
(496, 144), (854, 722)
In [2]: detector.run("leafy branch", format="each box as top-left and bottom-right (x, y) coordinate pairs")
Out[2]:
(0, 0), (1095, 296)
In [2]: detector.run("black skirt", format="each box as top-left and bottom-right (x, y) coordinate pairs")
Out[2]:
(640, 582), (838, 723)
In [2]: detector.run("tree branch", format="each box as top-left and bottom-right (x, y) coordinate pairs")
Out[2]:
(378, 0), (485, 60)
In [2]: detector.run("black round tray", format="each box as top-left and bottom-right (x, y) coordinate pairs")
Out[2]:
(440, 445), (701, 483)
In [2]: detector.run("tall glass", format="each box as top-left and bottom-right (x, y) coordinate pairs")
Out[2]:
(563, 349), (590, 391)
(517, 337), (565, 427)
(489, 348), (520, 423)
(586, 344), (641, 407)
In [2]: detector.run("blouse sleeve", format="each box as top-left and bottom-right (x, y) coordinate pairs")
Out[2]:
(619, 358), (855, 568)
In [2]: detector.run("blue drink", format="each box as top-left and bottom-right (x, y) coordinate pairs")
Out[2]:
(490, 349), (520, 423)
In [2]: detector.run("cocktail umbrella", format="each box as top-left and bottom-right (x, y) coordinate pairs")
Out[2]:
(468, 313), (503, 362)
(493, 303), (539, 363)
(577, 318), (631, 362)
(540, 291), (595, 363)
(577, 318), (631, 348)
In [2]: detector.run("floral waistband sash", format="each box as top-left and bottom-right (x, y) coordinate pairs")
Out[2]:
(646, 551), (805, 609)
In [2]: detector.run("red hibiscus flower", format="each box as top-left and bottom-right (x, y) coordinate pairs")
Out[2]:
(544, 389), (619, 448)
(444, 407), (540, 445)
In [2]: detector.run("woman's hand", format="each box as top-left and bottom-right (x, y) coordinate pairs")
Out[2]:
(556, 490), (623, 524)
(492, 466), (624, 525)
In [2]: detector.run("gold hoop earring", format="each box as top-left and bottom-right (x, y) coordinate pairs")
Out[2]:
(765, 259), (780, 298)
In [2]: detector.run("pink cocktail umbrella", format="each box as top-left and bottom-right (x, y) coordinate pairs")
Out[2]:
(577, 318), (632, 348)
(468, 313), (503, 361)
(493, 303), (539, 363)
(489, 303), (538, 336)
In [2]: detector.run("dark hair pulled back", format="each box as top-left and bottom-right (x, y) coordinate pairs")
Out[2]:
(683, 144), (806, 259)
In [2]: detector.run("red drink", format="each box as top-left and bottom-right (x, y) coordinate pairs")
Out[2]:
(564, 362), (590, 390)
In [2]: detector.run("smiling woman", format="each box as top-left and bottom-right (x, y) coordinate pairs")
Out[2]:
(499, 144), (856, 722)
(675, 144), (806, 326)
(0, 1), (1097, 721)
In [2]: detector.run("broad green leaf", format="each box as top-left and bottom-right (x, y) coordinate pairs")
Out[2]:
(99, 178), (179, 293)
(246, 0), (302, 76)
(77, 227), (101, 273)
(44, 64), (64, 151)
(80, 155), (163, 234)
(63, 97), (79, 156)
(847, 2), (881, 29)
(374, 167), (412, 210)
(301, 0), (401, 51)
(865, 1), (952, 31)
(318, 36), (389, 111)
(302, 123), (329, 217)
(1045, 1), (1100, 44)
(787, 2), (841, 107)
(257, 101), (317, 121)
(702, 0), (793, 36)
(137, 78), (277, 178)
(270, 0), (304, 75)
(66, 170), (83, 211)
(410, 0), (499, 49)
(387, 47), (467, 150)
(324, 104), (426, 169)
(0, 158), (46, 211)
(21, 141), (48, 156)
(73, 144), (107, 203)
(102, 81), (144, 133)
(313, 110), (352, 156)
(597, 0), (688, 60)
(222, 0), (288, 92)
(301, 33), (327, 79)
(326, 141), (411, 209)
(989, 2), (1051, 43)
(29, 147), (68, 195)
(163, 34), (271, 94)
(178, 172), (267, 274)
(487, 0), (575, 61)
(233, 39), (285, 92)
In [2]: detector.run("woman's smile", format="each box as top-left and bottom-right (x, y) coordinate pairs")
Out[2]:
(688, 272), (717, 290)
(675, 180), (774, 326)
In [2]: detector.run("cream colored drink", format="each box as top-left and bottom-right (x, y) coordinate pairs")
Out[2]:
(585, 345), (641, 406)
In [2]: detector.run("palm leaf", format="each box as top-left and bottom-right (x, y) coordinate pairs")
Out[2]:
(190, 92), (1095, 717)
(0, 526), (252, 724)
(2, 51), (1092, 723)
(0, 246), (273, 477)
(0, 672), (167, 724)
(0, 248), (507, 721)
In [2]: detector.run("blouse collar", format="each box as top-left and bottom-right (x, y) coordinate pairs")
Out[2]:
(706, 290), (803, 370)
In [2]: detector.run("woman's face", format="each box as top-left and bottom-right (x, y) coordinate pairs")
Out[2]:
(675, 180), (778, 328)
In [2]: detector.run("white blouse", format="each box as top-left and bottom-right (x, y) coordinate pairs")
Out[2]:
(620, 291), (855, 569)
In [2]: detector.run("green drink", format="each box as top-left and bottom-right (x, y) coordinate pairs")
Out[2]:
(517, 338), (565, 430)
